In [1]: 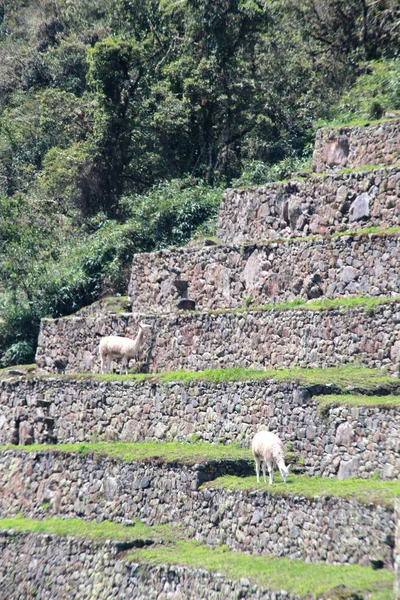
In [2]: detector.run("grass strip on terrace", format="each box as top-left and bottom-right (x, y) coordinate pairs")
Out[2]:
(127, 540), (393, 600)
(4, 364), (400, 392)
(0, 514), (176, 543)
(236, 294), (400, 314)
(206, 474), (400, 507)
(0, 516), (394, 600)
(315, 394), (400, 409)
(0, 440), (252, 464)
(42, 293), (400, 318)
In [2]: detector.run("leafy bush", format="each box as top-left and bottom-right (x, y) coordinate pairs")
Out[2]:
(322, 59), (400, 125)
(122, 179), (223, 250)
(0, 179), (222, 364)
(231, 154), (313, 187)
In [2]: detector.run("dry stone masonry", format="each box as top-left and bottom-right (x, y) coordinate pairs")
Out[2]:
(0, 530), (298, 600)
(0, 450), (395, 567)
(1, 377), (399, 480)
(2, 118), (400, 597)
(312, 119), (400, 173)
(35, 301), (400, 375)
(218, 164), (400, 244)
(128, 233), (400, 313)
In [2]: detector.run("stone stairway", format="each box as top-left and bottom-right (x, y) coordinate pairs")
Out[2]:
(1, 118), (400, 599)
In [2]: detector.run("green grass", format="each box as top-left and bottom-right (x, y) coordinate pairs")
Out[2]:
(0, 516), (394, 600)
(246, 294), (400, 314)
(0, 440), (252, 464)
(315, 394), (400, 409)
(206, 474), (400, 507)
(3, 364), (399, 392)
(127, 540), (393, 600)
(0, 514), (175, 543)
(331, 225), (400, 238)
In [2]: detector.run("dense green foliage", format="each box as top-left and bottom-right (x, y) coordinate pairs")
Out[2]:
(0, 0), (399, 364)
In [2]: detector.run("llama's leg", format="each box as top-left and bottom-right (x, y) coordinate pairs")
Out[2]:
(106, 356), (112, 374)
(255, 456), (261, 483)
(267, 459), (274, 484)
(121, 356), (128, 375)
(262, 460), (267, 483)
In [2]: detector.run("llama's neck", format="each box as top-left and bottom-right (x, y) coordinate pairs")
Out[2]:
(134, 326), (144, 346)
(276, 455), (286, 470)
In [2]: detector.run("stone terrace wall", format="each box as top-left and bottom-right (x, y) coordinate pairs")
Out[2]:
(0, 531), (283, 600)
(128, 233), (400, 313)
(35, 302), (400, 375)
(312, 119), (400, 173)
(396, 502), (400, 599)
(217, 165), (400, 244)
(1, 377), (399, 479)
(0, 451), (394, 566)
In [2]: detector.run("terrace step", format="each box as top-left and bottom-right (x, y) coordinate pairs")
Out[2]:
(218, 164), (400, 244)
(127, 230), (400, 313)
(35, 299), (400, 375)
(0, 448), (397, 567)
(1, 369), (399, 479)
(1, 520), (395, 600)
(312, 119), (400, 173)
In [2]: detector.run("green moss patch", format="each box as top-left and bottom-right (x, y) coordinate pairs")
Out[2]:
(0, 516), (393, 600)
(206, 474), (400, 507)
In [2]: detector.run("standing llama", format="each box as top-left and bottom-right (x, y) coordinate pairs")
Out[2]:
(251, 430), (290, 484)
(99, 321), (151, 374)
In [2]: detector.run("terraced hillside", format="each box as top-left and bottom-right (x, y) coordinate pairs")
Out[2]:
(1, 119), (400, 599)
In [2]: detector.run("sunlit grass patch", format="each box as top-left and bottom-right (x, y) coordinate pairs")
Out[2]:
(0, 516), (394, 600)
(7, 364), (399, 393)
(315, 394), (400, 409)
(0, 440), (252, 464)
(127, 539), (394, 600)
(206, 474), (400, 506)
(0, 514), (176, 543)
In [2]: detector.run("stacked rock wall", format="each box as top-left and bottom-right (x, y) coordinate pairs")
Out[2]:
(1, 377), (399, 480)
(396, 502), (400, 598)
(0, 451), (394, 566)
(0, 531), (282, 600)
(312, 119), (400, 173)
(217, 165), (400, 244)
(128, 233), (400, 313)
(35, 302), (400, 374)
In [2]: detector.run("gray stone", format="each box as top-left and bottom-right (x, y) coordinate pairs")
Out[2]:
(337, 456), (360, 480)
(390, 341), (400, 364)
(140, 476), (151, 489)
(349, 193), (370, 222)
(341, 267), (358, 283)
(335, 423), (354, 446)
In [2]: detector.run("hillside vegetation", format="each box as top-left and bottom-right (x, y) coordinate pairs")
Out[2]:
(0, 0), (399, 365)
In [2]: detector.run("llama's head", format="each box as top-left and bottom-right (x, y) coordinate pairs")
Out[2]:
(280, 463), (290, 484)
